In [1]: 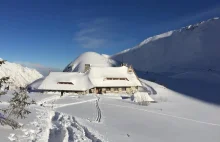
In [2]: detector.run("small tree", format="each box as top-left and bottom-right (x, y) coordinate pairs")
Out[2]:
(0, 60), (35, 129)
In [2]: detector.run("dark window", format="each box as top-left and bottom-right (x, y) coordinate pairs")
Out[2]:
(57, 82), (73, 85)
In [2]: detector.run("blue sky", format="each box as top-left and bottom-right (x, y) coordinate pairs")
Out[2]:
(0, 0), (220, 72)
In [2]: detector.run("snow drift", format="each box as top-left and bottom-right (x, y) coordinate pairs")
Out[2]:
(0, 58), (43, 88)
(63, 52), (118, 72)
(111, 18), (220, 74)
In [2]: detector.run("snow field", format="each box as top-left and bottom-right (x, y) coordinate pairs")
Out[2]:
(1, 79), (220, 142)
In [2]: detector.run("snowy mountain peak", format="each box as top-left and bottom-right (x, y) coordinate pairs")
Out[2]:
(0, 59), (43, 88)
(179, 17), (219, 32)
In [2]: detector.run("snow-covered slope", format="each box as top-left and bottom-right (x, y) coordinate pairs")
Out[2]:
(111, 17), (220, 74)
(0, 59), (43, 88)
(63, 52), (118, 72)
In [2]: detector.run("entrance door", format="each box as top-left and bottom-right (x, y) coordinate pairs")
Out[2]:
(97, 88), (102, 94)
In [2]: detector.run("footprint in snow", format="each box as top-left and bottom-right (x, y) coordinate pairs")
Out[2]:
(8, 134), (17, 141)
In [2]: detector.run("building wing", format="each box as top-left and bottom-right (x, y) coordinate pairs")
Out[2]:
(38, 72), (94, 91)
(87, 66), (142, 87)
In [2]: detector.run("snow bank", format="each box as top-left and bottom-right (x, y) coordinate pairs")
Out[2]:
(63, 52), (118, 72)
(0, 59), (43, 88)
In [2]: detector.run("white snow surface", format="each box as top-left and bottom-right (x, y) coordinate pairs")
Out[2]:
(63, 52), (117, 72)
(0, 59), (43, 87)
(111, 18), (220, 74)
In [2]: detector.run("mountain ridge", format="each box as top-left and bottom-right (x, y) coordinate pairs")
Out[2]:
(111, 17), (220, 74)
(0, 58), (43, 88)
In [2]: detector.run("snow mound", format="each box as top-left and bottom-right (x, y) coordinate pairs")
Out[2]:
(63, 52), (118, 72)
(0, 59), (43, 88)
(131, 92), (155, 103)
(112, 18), (220, 75)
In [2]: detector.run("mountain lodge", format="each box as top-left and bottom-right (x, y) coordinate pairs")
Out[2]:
(38, 64), (142, 94)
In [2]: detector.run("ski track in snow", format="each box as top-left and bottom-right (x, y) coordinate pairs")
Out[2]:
(95, 96), (102, 123)
(102, 103), (220, 127)
(53, 98), (97, 109)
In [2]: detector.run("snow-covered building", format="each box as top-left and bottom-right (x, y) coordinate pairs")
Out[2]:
(38, 64), (142, 94)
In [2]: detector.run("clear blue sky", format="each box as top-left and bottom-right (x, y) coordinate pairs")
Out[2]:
(0, 0), (220, 70)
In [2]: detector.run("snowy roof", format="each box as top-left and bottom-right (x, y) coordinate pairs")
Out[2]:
(88, 66), (142, 87)
(38, 72), (94, 91)
(38, 66), (141, 91)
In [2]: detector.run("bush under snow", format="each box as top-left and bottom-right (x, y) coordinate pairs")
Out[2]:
(131, 92), (155, 105)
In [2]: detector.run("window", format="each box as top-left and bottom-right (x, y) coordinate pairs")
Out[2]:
(57, 82), (74, 85)
(106, 88), (110, 91)
(114, 88), (118, 91)
(122, 87), (126, 91)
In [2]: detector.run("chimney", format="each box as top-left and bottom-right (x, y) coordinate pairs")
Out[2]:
(84, 64), (90, 72)
(121, 63), (128, 67)
(128, 65), (133, 73)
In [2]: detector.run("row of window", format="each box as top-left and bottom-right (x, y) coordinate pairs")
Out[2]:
(104, 78), (129, 81)
(57, 77), (129, 85)
(106, 87), (126, 91)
